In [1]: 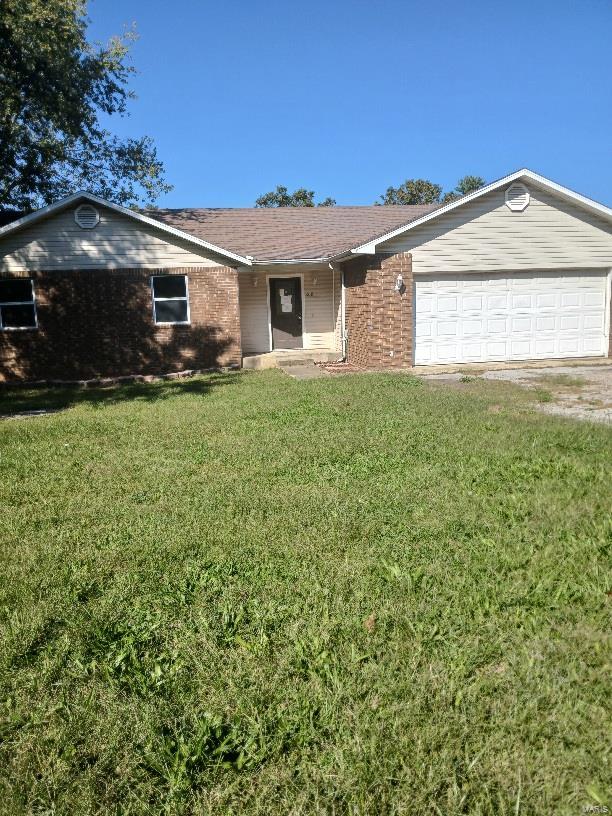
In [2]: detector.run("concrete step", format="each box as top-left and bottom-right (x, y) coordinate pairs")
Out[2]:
(280, 363), (330, 380)
(242, 351), (339, 370)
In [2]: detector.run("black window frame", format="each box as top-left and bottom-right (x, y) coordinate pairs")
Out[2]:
(150, 275), (190, 326)
(0, 278), (38, 331)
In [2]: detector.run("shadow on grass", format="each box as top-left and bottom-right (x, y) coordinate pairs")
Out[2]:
(0, 371), (241, 416)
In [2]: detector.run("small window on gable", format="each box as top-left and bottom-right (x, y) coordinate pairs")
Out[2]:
(151, 275), (190, 324)
(0, 278), (37, 330)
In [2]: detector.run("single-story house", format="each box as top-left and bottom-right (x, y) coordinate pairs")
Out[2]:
(0, 168), (611, 383)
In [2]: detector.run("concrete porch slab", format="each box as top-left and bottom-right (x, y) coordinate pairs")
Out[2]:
(242, 350), (339, 370)
(280, 363), (330, 380)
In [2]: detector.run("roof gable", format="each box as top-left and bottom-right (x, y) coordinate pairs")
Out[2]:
(349, 169), (612, 254)
(0, 192), (253, 266)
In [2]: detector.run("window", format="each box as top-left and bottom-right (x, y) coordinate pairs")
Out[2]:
(0, 278), (37, 330)
(151, 275), (190, 324)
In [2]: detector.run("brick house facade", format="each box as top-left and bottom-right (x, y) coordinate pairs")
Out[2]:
(344, 252), (414, 368)
(0, 267), (241, 383)
(1, 173), (611, 383)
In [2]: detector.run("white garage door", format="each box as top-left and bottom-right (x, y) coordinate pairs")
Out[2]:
(415, 271), (609, 365)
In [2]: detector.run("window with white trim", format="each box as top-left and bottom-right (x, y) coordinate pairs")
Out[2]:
(151, 275), (190, 324)
(0, 278), (37, 330)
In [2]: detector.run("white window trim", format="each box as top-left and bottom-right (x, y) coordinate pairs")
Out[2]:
(150, 274), (191, 326)
(0, 278), (38, 331)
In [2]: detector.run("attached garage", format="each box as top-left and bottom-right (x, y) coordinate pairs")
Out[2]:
(414, 271), (609, 365)
(347, 170), (612, 369)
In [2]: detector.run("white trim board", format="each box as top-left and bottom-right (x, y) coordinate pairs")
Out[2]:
(350, 169), (612, 255)
(0, 192), (252, 267)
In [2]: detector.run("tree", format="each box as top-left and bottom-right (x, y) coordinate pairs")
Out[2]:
(0, 0), (172, 211)
(255, 186), (336, 207)
(442, 175), (486, 203)
(378, 175), (486, 205)
(378, 179), (443, 206)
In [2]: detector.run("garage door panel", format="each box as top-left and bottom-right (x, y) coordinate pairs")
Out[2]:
(414, 271), (608, 364)
(584, 292), (604, 307)
(536, 316), (556, 331)
(535, 338), (556, 355)
(536, 293), (557, 308)
(438, 296), (458, 311)
(511, 294), (532, 309)
(462, 319), (484, 336)
(560, 315), (580, 330)
(584, 313), (604, 330)
(511, 316), (532, 333)
(487, 318), (507, 333)
(463, 295), (483, 310)
(437, 320), (459, 337)
(510, 339), (531, 356)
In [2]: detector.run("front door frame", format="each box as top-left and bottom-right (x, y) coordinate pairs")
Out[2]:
(266, 273), (306, 351)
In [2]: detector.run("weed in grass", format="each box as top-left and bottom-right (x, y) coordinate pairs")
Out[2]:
(534, 387), (554, 403)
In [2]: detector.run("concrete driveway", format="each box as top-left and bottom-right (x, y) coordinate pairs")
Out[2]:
(420, 362), (612, 424)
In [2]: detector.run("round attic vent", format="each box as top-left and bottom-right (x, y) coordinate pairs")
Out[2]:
(74, 203), (100, 229)
(505, 182), (530, 212)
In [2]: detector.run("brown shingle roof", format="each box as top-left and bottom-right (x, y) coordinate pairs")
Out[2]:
(142, 205), (440, 262)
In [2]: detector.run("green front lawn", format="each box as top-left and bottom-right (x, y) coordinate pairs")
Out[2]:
(0, 371), (610, 815)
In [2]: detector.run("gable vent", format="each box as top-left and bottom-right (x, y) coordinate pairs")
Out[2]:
(505, 182), (530, 212)
(74, 203), (100, 229)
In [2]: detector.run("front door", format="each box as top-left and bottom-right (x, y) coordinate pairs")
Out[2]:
(269, 277), (303, 349)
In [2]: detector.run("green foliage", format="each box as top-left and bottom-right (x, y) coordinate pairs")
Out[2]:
(443, 174), (487, 203)
(379, 178), (443, 205)
(255, 185), (336, 207)
(379, 174), (486, 205)
(0, 0), (172, 209)
(0, 371), (610, 814)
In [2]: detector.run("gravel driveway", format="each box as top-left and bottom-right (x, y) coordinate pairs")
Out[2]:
(422, 364), (612, 424)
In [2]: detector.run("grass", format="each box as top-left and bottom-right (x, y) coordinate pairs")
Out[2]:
(0, 370), (610, 815)
(533, 374), (588, 389)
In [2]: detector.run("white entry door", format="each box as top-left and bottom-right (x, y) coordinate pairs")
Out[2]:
(414, 271), (609, 365)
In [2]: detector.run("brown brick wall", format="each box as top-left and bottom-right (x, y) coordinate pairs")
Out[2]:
(0, 267), (241, 383)
(343, 252), (413, 368)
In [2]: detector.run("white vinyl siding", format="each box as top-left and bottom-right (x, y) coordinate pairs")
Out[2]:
(238, 274), (269, 353)
(238, 268), (341, 354)
(381, 185), (612, 272)
(415, 271), (609, 364)
(0, 206), (226, 272)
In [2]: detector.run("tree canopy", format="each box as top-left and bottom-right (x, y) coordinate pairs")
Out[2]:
(379, 175), (486, 205)
(255, 186), (336, 207)
(379, 179), (443, 206)
(442, 175), (487, 203)
(0, 0), (172, 211)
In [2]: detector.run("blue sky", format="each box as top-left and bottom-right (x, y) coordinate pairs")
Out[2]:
(89, 0), (612, 207)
